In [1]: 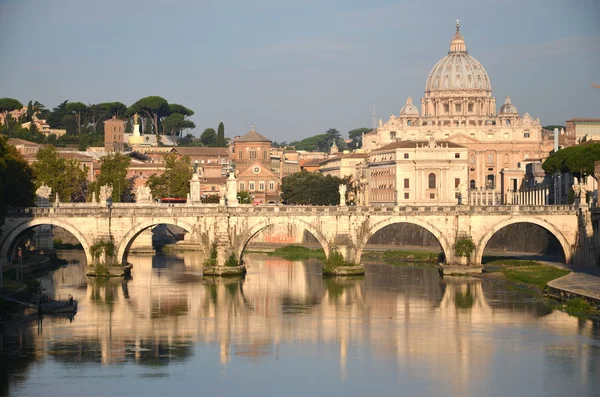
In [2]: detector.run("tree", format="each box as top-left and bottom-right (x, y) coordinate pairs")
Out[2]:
(143, 118), (153, 135)
(281, 171), (341, 205)
(0, 98), (23, 117)
(66, 102), (87, 135)
(90, 153), (132, 202)
(125, 118), (133, 133)
(0, 136), (35, 232)
(200, 128), (217, 146)
(237, 190), (251, 204)
(348, 128), (370, 149)
(290, 134), (328, 151)
(542, 143), (600, 181)
(325, 128), (341, 147)
(128, 96), (169, 137)
(163, 113), (196, 137)
(32, 146), (88, 202)
(146, 154), (192, 199)
(26, 100), (34, 122)
(168, 103), (194, 117)
(216, 122), (226, 147)
(46, 100), (69, 128)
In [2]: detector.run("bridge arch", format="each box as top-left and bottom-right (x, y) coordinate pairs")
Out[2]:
(0, 218), (94, 265)
(476, 217), (572, 265)
(117, 219), (197, 264)
(356, 218), (452, 264)
(238, 217), (330, 263)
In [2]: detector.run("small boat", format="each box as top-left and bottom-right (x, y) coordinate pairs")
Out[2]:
(38, 295), (78, 314)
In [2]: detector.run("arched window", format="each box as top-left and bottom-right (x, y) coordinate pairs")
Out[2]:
(407, 120), (412, 126)
(264, 150), (268, 159)
(506, 119), (511, 126)
(238, 150), (243, 159)
(470, 180), (476, 189)
(428, 173), (436, 189)
(250, 148), (257, 160)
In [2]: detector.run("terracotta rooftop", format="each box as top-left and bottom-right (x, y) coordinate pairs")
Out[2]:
(7, 138), (43, 147)
(235, 126), (272, 143)
(175, 147), (229, 156)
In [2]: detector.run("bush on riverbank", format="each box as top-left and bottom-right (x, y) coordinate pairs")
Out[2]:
(485, 259), (570, 289)
(268, 245), (326, 260)
(323, 251), (356, 273)
(563, 298), (598, 317)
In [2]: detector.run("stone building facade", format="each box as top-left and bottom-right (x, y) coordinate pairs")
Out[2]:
(230, 126), (280, 204)
(366, 139), (468, 206)
(362, 22), (552, 198)
(104, 116), (125, 152)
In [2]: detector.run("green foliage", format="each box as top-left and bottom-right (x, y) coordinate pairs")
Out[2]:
(281, 170), (341, 205)
(0, 98), (23, 113)
(91, 153), (132, 202)
(146, 154), (192, 199)
(0, 136), (35, 233)
(46, 100), (69, 128)
(143, 117), (153, 135)
(542, 125), (566, 132)
(216, 122), (226, 147)
(563, 298), (598, 317)
(90, 240), (116, 264)
(501, 264), (569, 289)
(32, 145), (88, 202)
(203, 243), (218, 267)
(454, 237), (475, 258)
(268, 245), (326, 260)
(168, 103), (194, 117)
(348, 128), (370, 149)
(237, 190), (251, 204)
(125, 118), (133, 133)
(200, 128), (217, 146)
(542, 143), (600, 180)
(163, 113), (195, 136)
(323, 251), (354, 273)
(66, 102), (87, 134)
(225, 253), (239, 267)
(455, 288), (475, 309)
(202, 194), (220, 203)
(290, 133), (328, 151)
(485, 259), (570, 289)
(128, 96), (169, 136)
(93, 263), (111, 277)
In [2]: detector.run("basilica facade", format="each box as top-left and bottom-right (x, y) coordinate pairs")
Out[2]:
(363, 22), (552, 199)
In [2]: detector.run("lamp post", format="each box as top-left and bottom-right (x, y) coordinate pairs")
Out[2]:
(107, 197), (113, 241)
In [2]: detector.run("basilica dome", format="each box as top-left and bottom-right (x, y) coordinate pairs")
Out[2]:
(425, 23), (492, 94)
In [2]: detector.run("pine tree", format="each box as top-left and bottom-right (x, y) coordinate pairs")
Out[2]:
(125, 118), (133, 133)
(216, 122), (226, 147)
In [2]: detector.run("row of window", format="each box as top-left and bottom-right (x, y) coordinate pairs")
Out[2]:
(238, 148), (270, 160)
(239, 181), (276, 191)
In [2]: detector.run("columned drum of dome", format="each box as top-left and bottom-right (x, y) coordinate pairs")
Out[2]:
(421, 21), (496, 119)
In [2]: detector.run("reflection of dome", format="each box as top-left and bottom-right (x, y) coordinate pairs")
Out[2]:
(400, 97), (420, 116)
(425, 22), (492, 93)
(499, 94), (518, 115)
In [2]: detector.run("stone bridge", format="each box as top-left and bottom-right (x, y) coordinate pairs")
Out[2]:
(2, 203), (594, 272)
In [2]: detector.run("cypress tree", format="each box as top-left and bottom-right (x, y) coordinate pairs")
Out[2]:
(216, 122), (225, 147)
(143, 118), (153, 135)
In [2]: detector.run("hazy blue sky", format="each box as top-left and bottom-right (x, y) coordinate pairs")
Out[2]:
(1, 0), (599, 142)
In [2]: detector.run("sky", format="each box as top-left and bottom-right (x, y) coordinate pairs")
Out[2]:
(1, 0), (599, 142)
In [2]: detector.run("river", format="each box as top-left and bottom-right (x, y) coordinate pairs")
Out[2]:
(1, 250), (599, 397)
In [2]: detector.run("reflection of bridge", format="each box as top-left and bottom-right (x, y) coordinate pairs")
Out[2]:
(1, 204), (592, 269)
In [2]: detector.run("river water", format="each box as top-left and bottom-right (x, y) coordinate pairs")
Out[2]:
(2, 251), (599, 397)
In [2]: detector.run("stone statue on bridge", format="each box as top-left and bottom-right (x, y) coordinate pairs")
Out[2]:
(573, 178), (588, 207)
(35, 183), (52, 207)
(135, 185), (153, 204)
(339, 184), (347, 207)
(99, 184), (113, 206)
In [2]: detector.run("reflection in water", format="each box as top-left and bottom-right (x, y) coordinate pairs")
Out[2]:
(2, 251), (599, 397)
